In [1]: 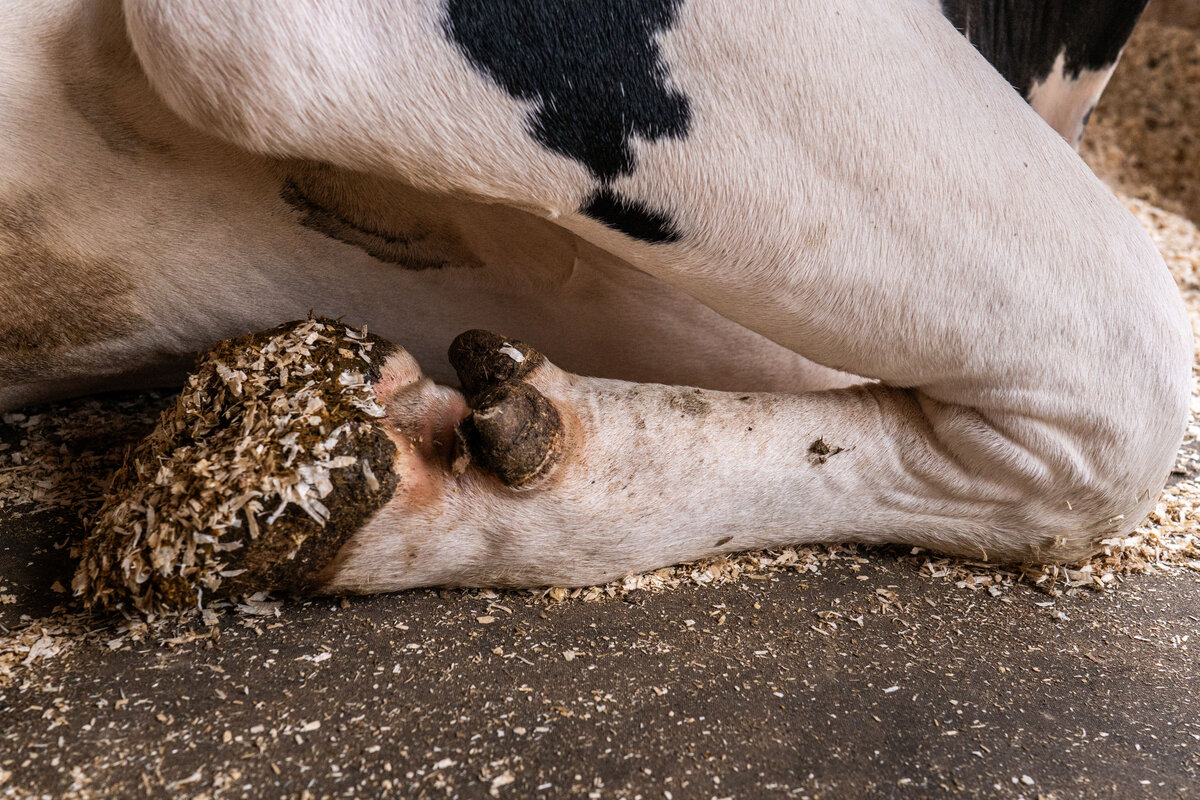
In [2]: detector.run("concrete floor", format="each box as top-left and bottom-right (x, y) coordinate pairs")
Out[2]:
(1, 436), (1197, 799)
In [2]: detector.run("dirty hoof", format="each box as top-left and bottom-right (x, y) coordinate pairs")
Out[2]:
(73, 318), (400, 616)
(448, 329), (543, 402)
(449, 330), (564, 488)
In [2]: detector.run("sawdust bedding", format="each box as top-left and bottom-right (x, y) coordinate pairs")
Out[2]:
(2, 20), (1200, 670)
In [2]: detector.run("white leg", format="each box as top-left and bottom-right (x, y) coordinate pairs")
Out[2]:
(320, 324), (1182, 592)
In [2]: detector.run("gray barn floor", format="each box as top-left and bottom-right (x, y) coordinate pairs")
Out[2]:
(2, 487), (1198, 798)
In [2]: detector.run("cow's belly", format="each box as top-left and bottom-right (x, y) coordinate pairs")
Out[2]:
(260, 164), (859, 394)
(0, 135), (856, 407)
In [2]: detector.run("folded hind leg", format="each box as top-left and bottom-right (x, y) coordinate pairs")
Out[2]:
(127, 0), (1192, 592)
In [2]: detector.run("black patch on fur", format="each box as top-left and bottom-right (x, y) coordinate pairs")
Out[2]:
(581, 188), (681, 243)
(444, 0), (689, 243)
(444, 0), (690, 180)
(1080, 105), (1095, 134)
(940, 0), (1148, 98)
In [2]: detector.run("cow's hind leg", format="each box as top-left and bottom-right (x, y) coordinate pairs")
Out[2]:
(124, 0), (1193, 591)
(323, 315), (1178, 592)
(325, 330), (970, 592)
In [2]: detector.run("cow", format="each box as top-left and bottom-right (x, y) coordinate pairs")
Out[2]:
(0, 0), (1190, 593)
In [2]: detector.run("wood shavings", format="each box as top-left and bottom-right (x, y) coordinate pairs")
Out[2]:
(71, 318), (399, 617)
(0, 396), (167, 520)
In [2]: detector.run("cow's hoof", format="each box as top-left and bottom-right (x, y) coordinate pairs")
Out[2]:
(449, 330), (564, 488)
(73, 320), (577, 614)
(74, 318), (407, 615)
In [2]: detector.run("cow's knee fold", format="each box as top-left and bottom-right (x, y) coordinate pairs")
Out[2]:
(903, 374), (1186, 564)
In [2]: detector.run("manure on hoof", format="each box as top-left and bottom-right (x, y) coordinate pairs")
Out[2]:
(73, 317), (399, 616)
(448, 329), (565, 488)
(457, 380), (563, 488)
(448, 329), (543, 402)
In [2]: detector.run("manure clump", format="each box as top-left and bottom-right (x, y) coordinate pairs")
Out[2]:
(73, 318), (399, 616)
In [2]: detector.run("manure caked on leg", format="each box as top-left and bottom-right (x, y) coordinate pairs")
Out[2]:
(73, 319), (407, 614)
(73, 321), (572, 611)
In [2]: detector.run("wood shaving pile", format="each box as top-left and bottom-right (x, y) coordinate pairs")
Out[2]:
(71, 318), (397, 617)
(0, 396), (166, 520)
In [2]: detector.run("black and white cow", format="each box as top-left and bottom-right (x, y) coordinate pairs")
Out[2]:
(0, 0), (1189, 591)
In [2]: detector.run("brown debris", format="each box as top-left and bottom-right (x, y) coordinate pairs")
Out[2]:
(668, 390), (711, 417)
(71, 318), (398, 616)
(448, 329), (543, 404)
(807, 438), (844, 466)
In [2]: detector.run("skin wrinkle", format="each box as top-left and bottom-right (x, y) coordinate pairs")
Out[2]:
(277, 166), (485, 270)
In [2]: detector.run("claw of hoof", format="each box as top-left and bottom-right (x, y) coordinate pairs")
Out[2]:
(458, 380), (563, 488)
(448, 329), (543, 402)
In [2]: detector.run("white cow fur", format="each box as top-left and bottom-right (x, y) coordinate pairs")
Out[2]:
(0, 0), (1191, 590)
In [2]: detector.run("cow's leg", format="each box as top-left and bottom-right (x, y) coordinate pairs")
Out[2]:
(123, 0), (1192, 589)
(313, 335), (1011, 592)
(324, 315), (1177, 592)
